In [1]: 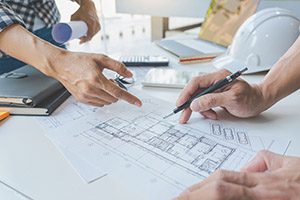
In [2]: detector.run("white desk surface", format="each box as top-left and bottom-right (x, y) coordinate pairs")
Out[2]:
(1, 39), (300, 200)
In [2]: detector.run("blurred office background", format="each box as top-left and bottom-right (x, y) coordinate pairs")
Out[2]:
(55, 0), (150, 54)
(55, 0), (300, 55)
(55, 0), (203, 55)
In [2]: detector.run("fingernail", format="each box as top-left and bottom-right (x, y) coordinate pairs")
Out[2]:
(135, 101), (142, 107)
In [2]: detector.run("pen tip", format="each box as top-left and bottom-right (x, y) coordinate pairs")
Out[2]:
(163, 113), (174, 119)
(241, 67), (248, 73)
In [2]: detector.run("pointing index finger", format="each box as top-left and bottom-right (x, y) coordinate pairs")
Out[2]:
(105, 81), (142, 107)
(97, 55), (133, 78)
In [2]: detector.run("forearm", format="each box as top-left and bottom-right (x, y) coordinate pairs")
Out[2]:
(259, 36), (300, 107)
(73, 0), (93, 5)
(0, 24), (64, 76)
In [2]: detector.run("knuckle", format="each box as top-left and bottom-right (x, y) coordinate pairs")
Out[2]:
(241, 187), (249, 198)
(214, 169), (226, 180)
(206, 95), (217, 108)
(102, 82), (111, 91)
(96, 25), (101, 32)
(112, 88), (123, 99)
(91, 76), (100, 84)
(116, 62), (126, 71)
(190, 77), (199, 85)
(231, 91), (241, 102)
(192, 98), (203, 111)
(239, 172), (248, 185)
(212, 181), (227, 198)
(83, 84), (93, 94)
(97, 54), (107, 61)
(80, 92), (89, 100)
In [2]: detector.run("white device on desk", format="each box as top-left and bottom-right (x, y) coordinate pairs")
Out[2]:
(119, 55), (169, 67)
(156, 39), (223, 64)
(142, 69), (203, 88)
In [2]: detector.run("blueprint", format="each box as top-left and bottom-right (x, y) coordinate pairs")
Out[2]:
(37, 89), (292, 200)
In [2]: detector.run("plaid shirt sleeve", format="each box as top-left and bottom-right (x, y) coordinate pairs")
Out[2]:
(0, 2), (25, 33)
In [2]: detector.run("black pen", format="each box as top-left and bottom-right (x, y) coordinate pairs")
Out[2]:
(163, 68), (248, 119)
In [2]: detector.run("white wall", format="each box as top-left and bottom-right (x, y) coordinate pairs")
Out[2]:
(258, 0), (300, 18)
(116, 0), (300, 19)
(115, 0), (211, 18)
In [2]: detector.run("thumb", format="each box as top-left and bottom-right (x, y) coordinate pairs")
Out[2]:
(241, 150), (284, 173)
(190, 92), (226, 112)
(96, 55), (133, 77)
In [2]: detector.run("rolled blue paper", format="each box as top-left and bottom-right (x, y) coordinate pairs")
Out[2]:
(52, 21), (88, 44)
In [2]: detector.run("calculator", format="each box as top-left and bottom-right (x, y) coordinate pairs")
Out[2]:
(119, 55), (169, 67)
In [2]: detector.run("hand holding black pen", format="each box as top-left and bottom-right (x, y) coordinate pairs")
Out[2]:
(164, 68), (248, 119)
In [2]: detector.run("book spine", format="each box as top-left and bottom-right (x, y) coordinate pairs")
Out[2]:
(46, 89), (71, 115)
(179, 56), (216, 64)
(31, 81), (64, 107)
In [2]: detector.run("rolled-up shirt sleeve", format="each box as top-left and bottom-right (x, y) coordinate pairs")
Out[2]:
(0, 2), (25, 33)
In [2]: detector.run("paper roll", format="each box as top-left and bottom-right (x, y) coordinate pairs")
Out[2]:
(52, 21), (88, 43)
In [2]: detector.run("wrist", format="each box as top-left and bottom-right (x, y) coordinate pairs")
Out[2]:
(80, 0), (93, 6)
(256, 81), (277, 110)
(37, 43), (67, 77)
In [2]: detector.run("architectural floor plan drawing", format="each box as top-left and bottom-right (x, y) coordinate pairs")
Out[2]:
(91, 114), (242, 177)
(37, 89), (292, 200)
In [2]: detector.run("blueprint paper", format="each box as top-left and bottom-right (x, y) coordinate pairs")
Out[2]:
(37, 89), (292, 200)
(57, 145), (107, 183)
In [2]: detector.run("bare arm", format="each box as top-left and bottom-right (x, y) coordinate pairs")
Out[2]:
(176, 36), (300, 123)
(0, 24), (59, 75)
(0, 24), (142, 107)
(261, 36), (300, 107)
(70, 0), (100, 43)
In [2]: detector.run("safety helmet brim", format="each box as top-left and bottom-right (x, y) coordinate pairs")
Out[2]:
(213, 54), (271, 74)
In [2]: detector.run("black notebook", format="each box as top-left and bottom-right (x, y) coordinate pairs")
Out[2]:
(0, 65), (70, 115)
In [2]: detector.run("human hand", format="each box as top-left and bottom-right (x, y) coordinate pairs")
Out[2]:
(176, 69), (269, 124)
(48, 50), (142, 107)
(71, 0), (100, 43)
(173, 150), (300, 200)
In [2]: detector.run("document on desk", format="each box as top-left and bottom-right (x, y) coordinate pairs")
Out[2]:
(37, 89), (292, 200)
(0, 179), (33, 200)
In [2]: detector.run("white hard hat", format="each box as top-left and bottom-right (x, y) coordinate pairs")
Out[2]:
(213, 8), (300, 74)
